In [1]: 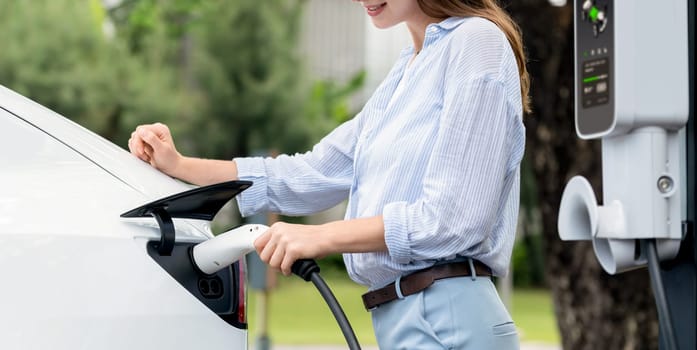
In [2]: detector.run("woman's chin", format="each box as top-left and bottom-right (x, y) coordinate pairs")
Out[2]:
(370, 19), (397, 30)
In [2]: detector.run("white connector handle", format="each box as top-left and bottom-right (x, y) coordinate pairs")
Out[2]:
(192, 224), (269, 275)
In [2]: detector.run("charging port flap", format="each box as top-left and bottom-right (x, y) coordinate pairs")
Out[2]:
(120, 180), (252, 221)
(120, 180), (252, 255)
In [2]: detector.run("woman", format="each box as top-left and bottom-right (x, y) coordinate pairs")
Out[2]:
(129, 0), (530, 348)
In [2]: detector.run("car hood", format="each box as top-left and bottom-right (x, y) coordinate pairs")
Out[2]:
(0, 84), (216, 241)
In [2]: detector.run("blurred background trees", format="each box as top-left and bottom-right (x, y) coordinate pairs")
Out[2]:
(0, 0), (360, 159)
(0, 0), (184, 145)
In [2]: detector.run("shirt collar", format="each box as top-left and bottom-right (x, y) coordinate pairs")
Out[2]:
(431, 17), (467, 31)
(398, 17), (468, 59)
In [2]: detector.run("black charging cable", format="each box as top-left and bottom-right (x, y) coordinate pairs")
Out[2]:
(642, 239), (678, 350)
(292, 259), (361, 350)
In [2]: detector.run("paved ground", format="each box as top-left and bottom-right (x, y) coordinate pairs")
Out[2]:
(272, 343), (560, 350)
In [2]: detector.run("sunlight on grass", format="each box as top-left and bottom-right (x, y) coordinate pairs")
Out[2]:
(511, 289), (560, 344)
(248, 274), (378, 345)
(247, 274), (559, 345)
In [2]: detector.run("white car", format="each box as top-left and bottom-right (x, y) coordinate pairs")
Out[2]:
(0, 84), (250, 349)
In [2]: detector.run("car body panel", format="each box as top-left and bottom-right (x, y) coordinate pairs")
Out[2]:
(0, 84), (192, 200)
(0, 84), (213, 241)
(0, 84), (247, 349)
(0, 236), (246, 349)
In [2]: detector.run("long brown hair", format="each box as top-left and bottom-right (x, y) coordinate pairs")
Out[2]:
(417, 0), (531, 114)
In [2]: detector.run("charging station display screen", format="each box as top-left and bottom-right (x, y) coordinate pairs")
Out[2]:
(581, 57), (610, 108)
(575, 0), (614, 136)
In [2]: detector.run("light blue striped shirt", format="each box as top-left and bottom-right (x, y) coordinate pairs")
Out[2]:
(235, 16), (525, 289)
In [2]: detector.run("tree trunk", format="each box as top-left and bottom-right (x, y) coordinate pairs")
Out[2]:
(507, 2), (659, 349)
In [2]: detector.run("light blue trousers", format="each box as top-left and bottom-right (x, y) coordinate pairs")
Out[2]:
(370, 275), (519, 349)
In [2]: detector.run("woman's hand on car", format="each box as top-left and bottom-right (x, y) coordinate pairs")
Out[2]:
(128, 123), (182, 176)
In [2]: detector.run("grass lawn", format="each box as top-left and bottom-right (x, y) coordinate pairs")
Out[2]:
(510, 289), (560, 344)
(247, 272), (560, 345)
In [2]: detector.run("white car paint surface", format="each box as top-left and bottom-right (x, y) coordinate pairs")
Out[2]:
(0, 84), (247, 349)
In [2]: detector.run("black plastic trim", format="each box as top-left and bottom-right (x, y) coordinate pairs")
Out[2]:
(151, 207), (175, 256)
(121, 180), (252, 220)
(121, 180), (252, 257)
(146, 241), (247, 329)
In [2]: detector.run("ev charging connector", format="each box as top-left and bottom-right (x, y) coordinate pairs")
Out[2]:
(189, 224), (362, 350)
(192, 224), (268, 275)
(558, 0), (689, 274)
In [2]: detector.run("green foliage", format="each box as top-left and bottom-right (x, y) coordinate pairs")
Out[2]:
(0, 1), (117, 126)
(514, 154), (546, 287)
(0, 0), (364, 170)
(107, 0), (204, 53)
(0, 0), (185, 146)
(520, 155), (539, 219)
(317, 253), (348, 275)
(512, 233), (546, 288)
(189, 0), (312, 158)
(304, 70), (366, 141)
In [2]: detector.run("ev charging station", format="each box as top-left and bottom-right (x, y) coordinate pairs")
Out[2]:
(558, 0), (694, 349)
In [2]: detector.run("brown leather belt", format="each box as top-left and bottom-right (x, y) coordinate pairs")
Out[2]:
(361, 260), (492, 311)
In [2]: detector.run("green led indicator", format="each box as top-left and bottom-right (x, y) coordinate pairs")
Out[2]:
(589, 6), (599, 21)
(583, 76), (600, 83)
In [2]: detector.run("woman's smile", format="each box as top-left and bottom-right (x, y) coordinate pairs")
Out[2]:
(364, 2), (387, 16)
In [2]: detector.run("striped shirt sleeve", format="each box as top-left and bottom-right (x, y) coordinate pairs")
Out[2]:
(234, 115), (359, 217)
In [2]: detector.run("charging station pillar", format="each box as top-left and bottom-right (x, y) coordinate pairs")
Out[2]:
(659, 2), (696, 348)
(558, 1), (693, 348)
